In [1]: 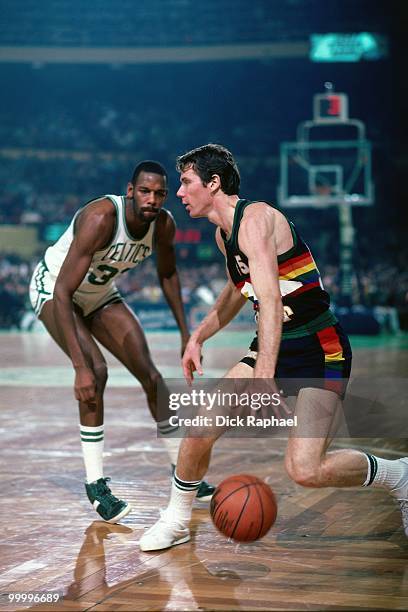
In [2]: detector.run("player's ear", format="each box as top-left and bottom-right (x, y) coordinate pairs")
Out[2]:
(126, 182), (134, 197)
(209, 174), (221, 192)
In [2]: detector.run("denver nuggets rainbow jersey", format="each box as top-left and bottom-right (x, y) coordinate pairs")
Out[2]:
(221, 199), (337, 339)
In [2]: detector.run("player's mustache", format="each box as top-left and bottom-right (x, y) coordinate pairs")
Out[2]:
(141, 206), (158, 213)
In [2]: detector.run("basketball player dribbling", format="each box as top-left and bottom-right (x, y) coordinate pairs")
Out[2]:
(140, 145), (408, 550)
(29, 161), (214, 523)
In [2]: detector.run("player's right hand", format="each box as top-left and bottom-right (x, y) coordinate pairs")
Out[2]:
(74, 366), (97, 407)
(182, 338), (203, 385)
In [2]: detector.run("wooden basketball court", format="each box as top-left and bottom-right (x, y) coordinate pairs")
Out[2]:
(0, 330), (407, 611)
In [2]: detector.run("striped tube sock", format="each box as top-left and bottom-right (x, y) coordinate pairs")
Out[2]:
(158, 417), (180, 465)
(165, 471), (201, 524)
(80, 424), (104, 484)
(363, 453), (406, 491)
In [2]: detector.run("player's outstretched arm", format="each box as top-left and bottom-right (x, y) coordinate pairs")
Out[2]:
(53, 200), (115, 404)
(182, 228), (246, 383)
(191, 278), (245, 344)
(239, 203), (283, 378)
(182, 279), (245, 384)
(187, 227), (247, 342)
(194, 226), (247, 340)
(155, 210), (190, 355)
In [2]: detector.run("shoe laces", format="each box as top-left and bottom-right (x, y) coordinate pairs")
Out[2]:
(97, 477), (119, 504)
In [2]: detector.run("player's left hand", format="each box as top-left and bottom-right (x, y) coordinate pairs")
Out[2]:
(182, 337), (203, 385)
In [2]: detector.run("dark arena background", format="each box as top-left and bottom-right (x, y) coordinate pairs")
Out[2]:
(0, 1), (407, 611)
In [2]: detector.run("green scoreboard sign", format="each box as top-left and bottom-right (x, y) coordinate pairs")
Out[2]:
(310, 33), (387, 62)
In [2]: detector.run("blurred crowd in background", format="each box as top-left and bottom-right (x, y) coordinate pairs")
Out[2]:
(1, 250), (406, 331)
(0, 101), (280, 228)
(1, 0), (388, 48)
(0, 25), (406, 332)
(0, 93), (406, 330)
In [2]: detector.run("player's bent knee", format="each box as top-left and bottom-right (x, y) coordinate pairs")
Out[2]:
(285, 455), (323, 488)
(94, 361), (108, 392)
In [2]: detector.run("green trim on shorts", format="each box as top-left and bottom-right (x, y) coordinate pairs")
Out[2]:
(32, 259), (52, 316)
(281, 310), (338, 339)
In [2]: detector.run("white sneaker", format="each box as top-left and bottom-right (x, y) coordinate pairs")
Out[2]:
(139, 509), (190, 551)
(389, 457), (408, 537)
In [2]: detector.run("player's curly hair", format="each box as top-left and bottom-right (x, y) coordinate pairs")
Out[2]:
(176, 144), (240, 195)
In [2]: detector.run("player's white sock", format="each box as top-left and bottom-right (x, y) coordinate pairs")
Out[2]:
(80, 424), (104, 484)
(363, 454), (407, 495)
(157, 417), (180, 465)
(165, 471), (201, 524)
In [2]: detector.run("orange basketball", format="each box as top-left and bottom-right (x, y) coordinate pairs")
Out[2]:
(210, 474), (277, 542)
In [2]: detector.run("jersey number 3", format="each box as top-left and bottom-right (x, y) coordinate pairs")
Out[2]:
(88, 264), (119, 285)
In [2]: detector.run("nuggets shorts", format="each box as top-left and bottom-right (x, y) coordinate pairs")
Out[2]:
(240, 322), (352, 398)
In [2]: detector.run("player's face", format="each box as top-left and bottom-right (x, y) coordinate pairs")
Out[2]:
(127, 171), (168, 221)
(177, 167), (212, 218)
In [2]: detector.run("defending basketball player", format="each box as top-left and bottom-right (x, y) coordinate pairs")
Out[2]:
(139, 145), (408, 550)
(29, 161), (214, 523)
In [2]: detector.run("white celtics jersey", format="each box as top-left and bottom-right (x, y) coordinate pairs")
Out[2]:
(44, 195), (156, 294)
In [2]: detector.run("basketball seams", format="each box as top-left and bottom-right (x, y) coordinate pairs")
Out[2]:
(212, 482), (261, 538)
(252, 483), (265, 540)
(211, 477), (276, 542)
(211, 482), (255, 521)
(229, 485), (251, 540)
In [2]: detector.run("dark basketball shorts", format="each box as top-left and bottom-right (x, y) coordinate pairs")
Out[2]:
(240, 322), (352, 398)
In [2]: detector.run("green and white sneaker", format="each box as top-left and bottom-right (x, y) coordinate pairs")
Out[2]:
(171, 464), (215, 502)
(196, 480), (215, 501)
(85, 477), (131, 523)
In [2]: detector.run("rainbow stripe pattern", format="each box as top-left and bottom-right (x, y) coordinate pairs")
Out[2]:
(278, 249), (321, 296)
(317, 325), (347, 395)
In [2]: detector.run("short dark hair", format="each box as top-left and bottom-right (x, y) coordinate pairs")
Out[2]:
(131, 160), (168, 185)
(176, 144), (240, 195)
